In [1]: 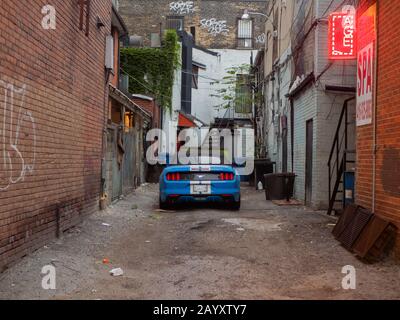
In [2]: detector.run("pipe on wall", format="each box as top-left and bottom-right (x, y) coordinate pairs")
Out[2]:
(372, 0), (379, 212)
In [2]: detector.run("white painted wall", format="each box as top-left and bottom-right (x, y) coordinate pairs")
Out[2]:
(289, 0), (357, 209)
(265, 46), (293, 171)
(191, 48), (257, 125)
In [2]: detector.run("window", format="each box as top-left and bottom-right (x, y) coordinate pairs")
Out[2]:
(237, 18), (253, 48)
(192, 65), (199, 89)
(166, 15), (184, 31)
(235, 74), (252, 114)
(190, 26), (196, 42)
(272, 9), (279, 62)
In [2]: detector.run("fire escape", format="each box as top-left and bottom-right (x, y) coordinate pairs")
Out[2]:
(327, 97), (356, 216)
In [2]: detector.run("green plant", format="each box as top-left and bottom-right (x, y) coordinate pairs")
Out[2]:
(210, 64), (254, 111)
(121, 30), (180, 110)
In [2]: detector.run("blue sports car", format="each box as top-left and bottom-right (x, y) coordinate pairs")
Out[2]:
(159, 157), (241, 210)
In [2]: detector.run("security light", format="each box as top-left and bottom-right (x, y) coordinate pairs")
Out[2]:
(242, 10), (251, 20)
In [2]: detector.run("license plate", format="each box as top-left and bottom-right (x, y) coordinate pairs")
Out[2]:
(192, 184), (210, 194)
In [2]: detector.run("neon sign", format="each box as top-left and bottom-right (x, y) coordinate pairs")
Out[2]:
(328, 11), (356, 60)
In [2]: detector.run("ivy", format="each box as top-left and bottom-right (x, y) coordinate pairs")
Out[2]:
(120, 30), (180, 111)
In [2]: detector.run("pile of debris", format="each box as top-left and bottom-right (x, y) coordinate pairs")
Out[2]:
(333, 204), (397, 262)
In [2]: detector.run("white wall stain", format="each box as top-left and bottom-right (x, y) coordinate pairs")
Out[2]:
(0, 81), (36, 191)
(169, 1), (195, 15)
(200, 18), (229, 36)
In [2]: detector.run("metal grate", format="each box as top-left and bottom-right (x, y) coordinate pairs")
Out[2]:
(337, 206), (373, 250)
(237, 19), (253, 48)
(353, 215), (397, 260)
(166, 15), (184, 31)
(332, 204), (359, 239)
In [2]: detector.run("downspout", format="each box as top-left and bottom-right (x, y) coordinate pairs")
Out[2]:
(372, 1), (379, 212)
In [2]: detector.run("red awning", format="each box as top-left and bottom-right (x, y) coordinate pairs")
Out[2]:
(178, 113), (196, 128)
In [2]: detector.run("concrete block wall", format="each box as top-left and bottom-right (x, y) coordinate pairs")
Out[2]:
(0, 0), (111, 270)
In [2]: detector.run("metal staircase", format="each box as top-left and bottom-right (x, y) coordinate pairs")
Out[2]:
(327, 97), (356, 216)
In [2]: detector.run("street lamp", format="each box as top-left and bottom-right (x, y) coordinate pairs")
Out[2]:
(241, 9), (275, 28)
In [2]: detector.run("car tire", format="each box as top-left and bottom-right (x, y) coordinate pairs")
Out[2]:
(159, 197), (169, 210)
(231, 197), (241, 211)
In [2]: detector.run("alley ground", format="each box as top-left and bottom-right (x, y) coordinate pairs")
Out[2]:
(0, 184), (399, 300)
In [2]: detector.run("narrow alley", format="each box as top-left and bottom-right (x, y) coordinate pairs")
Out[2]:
(1, 184), (398, 300)
(1, 0), (400, 305)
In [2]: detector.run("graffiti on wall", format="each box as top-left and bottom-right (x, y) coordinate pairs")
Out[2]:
(169, 1), (195, 15)
(0, 81), (36, 191)
(200, 18), (229, 36)
(255, 33), (266, 44)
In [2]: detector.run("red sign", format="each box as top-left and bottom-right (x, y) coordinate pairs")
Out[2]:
(328, 12), (356, 60)
(356, 4), (376, 127)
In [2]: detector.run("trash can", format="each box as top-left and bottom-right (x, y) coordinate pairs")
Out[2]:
(252, 159), (274, 189)
(264, 173), (296, 201)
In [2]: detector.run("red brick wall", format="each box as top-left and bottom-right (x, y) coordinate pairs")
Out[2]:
(132, 97), (160, 129)
(0, 0), (112, 270)
(356, 0), (400, 258)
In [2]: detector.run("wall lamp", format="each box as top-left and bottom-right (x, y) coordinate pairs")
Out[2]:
(241, 10), (276, 29)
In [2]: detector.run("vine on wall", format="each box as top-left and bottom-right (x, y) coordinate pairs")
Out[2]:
(121, 30), (180, 110)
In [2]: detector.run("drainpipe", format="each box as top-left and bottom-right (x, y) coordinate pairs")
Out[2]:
(372, 1), (379, 212)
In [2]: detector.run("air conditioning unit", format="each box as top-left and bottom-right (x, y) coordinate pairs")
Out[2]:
(105, 35), (114, 70)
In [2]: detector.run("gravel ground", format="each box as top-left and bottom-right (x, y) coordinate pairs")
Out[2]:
(0, 184), (399, 300)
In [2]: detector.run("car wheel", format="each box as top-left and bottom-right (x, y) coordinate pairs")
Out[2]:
(231, 197), (241, 211)
(159, 197), (169, 210)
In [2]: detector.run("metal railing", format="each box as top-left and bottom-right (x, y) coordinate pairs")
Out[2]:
(327, 97), (355, 216)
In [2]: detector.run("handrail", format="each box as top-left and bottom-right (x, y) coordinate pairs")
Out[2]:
(327, 97), (355, 215)
(327, 97), (355, 166)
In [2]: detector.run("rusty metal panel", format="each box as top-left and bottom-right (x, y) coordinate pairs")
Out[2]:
(332, 204), (359, 239)
(337, 206), (373, 250)
(122, 131), (136, 193)
(353, 216), (397, 261)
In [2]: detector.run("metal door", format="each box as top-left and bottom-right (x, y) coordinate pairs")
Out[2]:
(305, 119), (313, 206)
(122, 130), (136, 193)
(111, 128), (122, 201)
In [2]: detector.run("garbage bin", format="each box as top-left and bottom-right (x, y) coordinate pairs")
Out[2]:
(264, 173), (296, 201)
(252, 159), (274, 189)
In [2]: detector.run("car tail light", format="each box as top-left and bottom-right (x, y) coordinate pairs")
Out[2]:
(219, 172), (234, 181)
(166, 173), (181, 181)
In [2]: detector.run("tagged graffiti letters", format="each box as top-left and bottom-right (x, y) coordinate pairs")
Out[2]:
(169, 1), (195, 15)
(0, 81), (36, 191)
(255, 33), (266, 44)
(200, 18), (229, 36)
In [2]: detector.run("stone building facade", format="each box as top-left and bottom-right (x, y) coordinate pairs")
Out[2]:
(119, 0), (268, 49)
